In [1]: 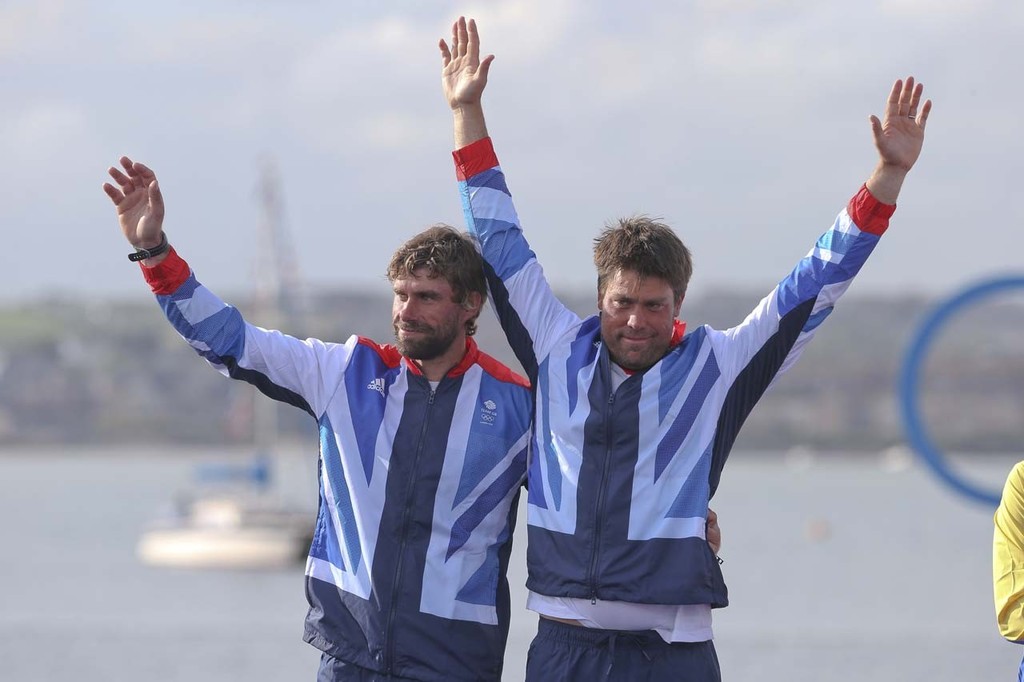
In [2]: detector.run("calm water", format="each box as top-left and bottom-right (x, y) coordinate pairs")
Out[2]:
(0, 447), (1017, 681)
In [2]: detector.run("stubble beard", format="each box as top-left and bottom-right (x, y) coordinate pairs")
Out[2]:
(393, 320), (460, 361)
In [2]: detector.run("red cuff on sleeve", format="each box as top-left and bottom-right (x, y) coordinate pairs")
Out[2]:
(847, 184), (896, 236)
(452, 137), (499, 181)
(140, 246), (191, 295)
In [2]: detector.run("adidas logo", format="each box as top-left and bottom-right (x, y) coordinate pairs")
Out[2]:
(366, 378), (386, 397)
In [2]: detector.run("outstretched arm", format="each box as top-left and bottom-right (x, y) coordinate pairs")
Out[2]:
(102, 156), (169, 266)
(443, 16), (582, 372)
(100, 158), (349, 418)
(440, 16), (492, 148)
(865, 76), (932, 204)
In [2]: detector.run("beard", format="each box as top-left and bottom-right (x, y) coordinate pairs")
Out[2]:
(604, 332), (671, 372)
(393, 318), (461, 361)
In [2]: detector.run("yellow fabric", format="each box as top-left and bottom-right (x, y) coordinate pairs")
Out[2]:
(994, 461), (1024, 641)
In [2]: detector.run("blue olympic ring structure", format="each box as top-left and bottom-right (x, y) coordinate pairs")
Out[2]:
(899, 275), (1024, 507)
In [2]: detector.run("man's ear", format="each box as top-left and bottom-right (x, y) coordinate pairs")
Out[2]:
(674, 295), (685, 318)
(464, 291), (484, 316)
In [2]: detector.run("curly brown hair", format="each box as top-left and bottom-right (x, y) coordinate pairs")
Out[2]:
(386, 224), (487, 336)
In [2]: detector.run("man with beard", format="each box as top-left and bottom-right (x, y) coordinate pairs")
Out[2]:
(101, 157), (534, 681)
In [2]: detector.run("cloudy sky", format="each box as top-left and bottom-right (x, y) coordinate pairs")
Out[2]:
(2, 0), (1022, 304)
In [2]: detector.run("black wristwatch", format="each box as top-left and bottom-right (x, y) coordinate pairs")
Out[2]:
(128, 232), (169, 262)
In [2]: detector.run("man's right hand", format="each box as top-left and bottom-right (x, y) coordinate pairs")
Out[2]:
(440, 16), (491, 147)
(102, 156), (167, 263)
(439, 16), (493, 111)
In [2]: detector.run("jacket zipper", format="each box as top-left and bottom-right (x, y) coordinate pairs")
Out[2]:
(588, 389), (616, 603)
(383, 385), (436, 675)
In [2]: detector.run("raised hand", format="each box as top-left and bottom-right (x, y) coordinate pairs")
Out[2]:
(439, 16), (494, 111)
(102, 156), (165, 249)
(870, 76), (932, 173)
(864, 77), (933, 204)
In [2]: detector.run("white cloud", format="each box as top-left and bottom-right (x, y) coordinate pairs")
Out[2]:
(1, 0), (1024, 300)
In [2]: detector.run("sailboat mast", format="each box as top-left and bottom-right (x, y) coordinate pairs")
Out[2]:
(252, 160), (303, 458)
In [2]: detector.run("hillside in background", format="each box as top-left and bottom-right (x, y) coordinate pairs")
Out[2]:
(1, 285), (1022, 454)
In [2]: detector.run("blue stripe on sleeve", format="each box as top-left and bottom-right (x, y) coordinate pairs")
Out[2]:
(319, 416), (362, 573)
(802, 306), (833, 333)
(342, 347), (393, 486)
(539, 357), (560, 511)
(464, 167), (510, 192)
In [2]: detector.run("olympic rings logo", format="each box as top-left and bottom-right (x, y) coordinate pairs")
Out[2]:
(899, 276), (1024, 507)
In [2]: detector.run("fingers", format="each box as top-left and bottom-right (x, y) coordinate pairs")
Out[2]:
(101, 182), (124, 205)
(898, 76), (931, 129)
(149, 179), (165, 219)
(917, 98), (932, 130)
(106, 156), (160, 210)
(107, 165), (132, 190)
(133, 161), (157, 184)
(869, 113), (883, 138)
(898, 75), (916, 116)
(884, 79), (902, 120)
(456, 15), (468, 59)
(478, 53), (495, 81)
(705, 508), (721, 554)
(445, 16), (485, 66)
(882, 76), (930, 130)
(115, 155), (146, 192)
(906, 79), (923, 118)
(467, 17), (480, 61)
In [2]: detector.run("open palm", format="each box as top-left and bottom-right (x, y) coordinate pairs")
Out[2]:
(440, 17), (493, 109)
(871, 77), (931, 172)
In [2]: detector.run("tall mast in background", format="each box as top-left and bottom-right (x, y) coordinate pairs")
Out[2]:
(249, 158), (305, 479)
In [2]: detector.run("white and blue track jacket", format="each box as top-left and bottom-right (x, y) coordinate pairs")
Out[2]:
(141, 250), (532, 681)
(454, 137), (894, 608)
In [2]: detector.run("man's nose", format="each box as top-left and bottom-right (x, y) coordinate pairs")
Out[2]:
(398, 299), (417, 319)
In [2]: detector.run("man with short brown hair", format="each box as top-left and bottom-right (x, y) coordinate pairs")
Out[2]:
(440, 16), (931, 681)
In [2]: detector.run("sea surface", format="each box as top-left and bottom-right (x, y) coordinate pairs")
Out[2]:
(0, 447), (1018, 681)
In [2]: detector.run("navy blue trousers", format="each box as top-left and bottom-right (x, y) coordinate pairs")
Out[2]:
(525, 617), (721, 682)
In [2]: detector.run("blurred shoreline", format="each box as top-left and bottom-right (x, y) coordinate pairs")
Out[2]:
(2, 288), (1023, 451)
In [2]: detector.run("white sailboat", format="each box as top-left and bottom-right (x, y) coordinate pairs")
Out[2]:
(137, 162), (315, 570)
